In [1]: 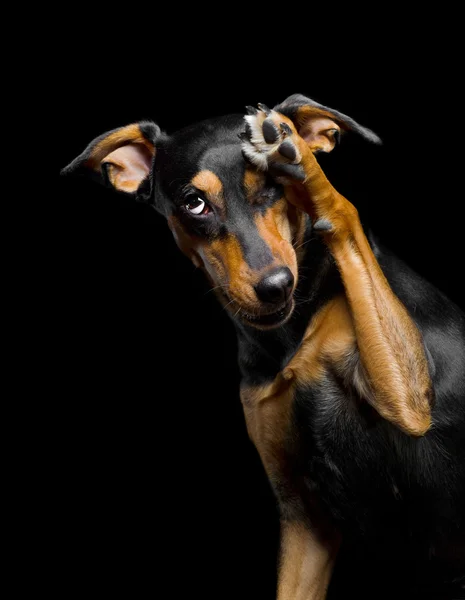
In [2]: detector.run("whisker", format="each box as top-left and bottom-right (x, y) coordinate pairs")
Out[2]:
(293, 238), (315, 251)
(204, 284), (230, 296)
(222, 298), (236, 312)
(294, 298), (312, 307)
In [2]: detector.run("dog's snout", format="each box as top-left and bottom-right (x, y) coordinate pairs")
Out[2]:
(254, 267), (294, 305)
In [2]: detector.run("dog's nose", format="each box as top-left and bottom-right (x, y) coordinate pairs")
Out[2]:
(254, 267), (294, 305)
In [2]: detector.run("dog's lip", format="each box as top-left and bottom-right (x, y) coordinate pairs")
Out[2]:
(215, 288), (295, 328)
(240, 299), (294, 327)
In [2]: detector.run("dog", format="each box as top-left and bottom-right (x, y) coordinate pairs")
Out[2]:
(62, 94), (465, 599)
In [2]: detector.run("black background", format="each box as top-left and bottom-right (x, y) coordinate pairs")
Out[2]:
(55, 26), (463, 598)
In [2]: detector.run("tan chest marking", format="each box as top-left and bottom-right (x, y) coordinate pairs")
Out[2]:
(240, 296), (356, 480)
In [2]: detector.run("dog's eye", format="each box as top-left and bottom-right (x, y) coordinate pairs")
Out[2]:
(185, 197), (209, 215)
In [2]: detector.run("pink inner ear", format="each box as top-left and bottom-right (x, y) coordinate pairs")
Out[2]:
(300, 117), (340, 153)
(102, 144), (153, 192)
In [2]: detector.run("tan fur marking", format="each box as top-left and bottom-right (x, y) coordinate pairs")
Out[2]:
(254, 200), (299, 284)
(241, 300), (350, 599)
(286, 194), (308, 265)
(191, 170), (224, 208)
(242, 364), (341, 597)
(167, 215), (204, 267)
(243, 167), (266, 203)
(289, 295), (356, 384)
(87, 124), (154, 171)
(241, 296), (355, 485)
(241, 371), (295, 485)
(244, 167), (307, 266)
(277, 521), (340, 600)
(200, 234), (258, 309)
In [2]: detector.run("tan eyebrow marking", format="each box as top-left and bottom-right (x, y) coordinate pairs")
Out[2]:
(190, 170), (224, 209)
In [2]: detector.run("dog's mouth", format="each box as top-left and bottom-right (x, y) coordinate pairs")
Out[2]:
(238, 299), (295, 329)
(214, 286), (295, 330)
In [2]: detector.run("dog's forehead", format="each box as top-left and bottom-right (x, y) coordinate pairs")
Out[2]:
(195, 143), (253, 200)
(160, 115), (270, 202)
(199, 143), (244, 179)
(176, 116), (246, 185)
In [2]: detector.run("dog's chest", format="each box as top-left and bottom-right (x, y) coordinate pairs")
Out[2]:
(240, 295), (356, 503)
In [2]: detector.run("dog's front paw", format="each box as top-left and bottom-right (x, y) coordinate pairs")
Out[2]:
(241, 104), (306, 181)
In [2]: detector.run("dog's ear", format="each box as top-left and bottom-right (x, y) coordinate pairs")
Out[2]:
(274, 94), (381, 154)
(61, 121), (160, 197)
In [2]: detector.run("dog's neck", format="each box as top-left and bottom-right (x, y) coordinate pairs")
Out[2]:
(234, 225), (343, 387)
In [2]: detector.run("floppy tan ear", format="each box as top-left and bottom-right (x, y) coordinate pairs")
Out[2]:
(61, 121), (160, 195)
(274, 94), (382, 154)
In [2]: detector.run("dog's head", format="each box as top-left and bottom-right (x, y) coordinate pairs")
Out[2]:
(63, 94), (379, 329)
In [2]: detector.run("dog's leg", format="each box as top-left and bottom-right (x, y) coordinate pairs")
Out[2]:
(277, 520), (340, 600)
(242, 380), (341, 600)
(242, 107), (434, 436)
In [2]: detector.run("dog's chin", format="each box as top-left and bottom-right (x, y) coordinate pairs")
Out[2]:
(238, 299), (295, 330)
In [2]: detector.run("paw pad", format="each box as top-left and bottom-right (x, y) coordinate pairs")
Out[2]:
(278, 139), (297, 161)
(262, 119), (279, 144)
(240, 104), (305, 181)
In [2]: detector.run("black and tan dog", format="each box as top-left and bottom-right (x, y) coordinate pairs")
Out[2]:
(63, 95), (465, 599)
